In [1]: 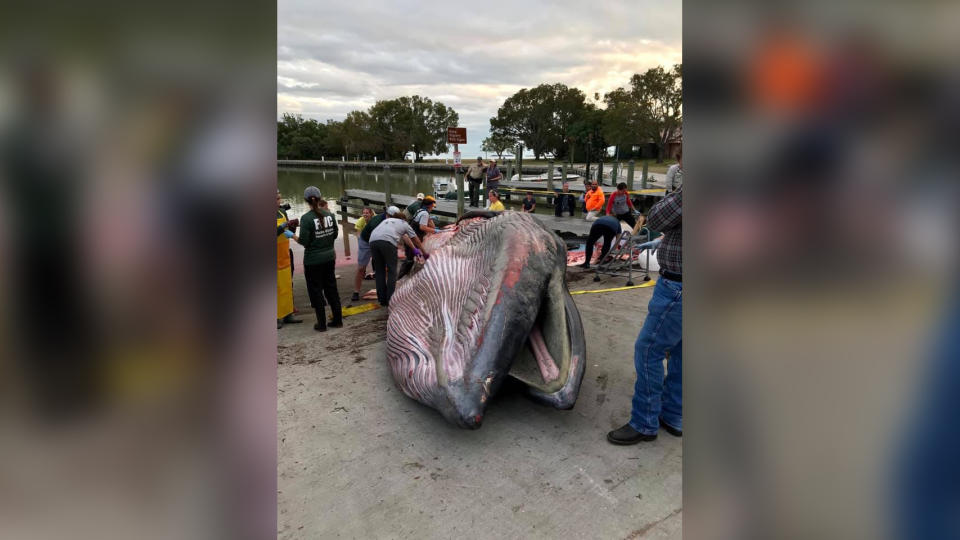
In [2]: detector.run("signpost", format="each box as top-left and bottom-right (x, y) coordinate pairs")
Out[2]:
(447, 127), (466, 217)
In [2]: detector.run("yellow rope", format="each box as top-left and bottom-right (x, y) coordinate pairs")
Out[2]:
(570, 280), (657, 295)
(341, 302), (381, 317)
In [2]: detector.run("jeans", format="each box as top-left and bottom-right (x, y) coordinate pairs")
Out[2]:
(584, 222), (618, 264)
(370, 240), (398, 306)
(630, 276), (682, 434)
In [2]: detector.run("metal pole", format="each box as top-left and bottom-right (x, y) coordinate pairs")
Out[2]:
(627, 160), (636, 190)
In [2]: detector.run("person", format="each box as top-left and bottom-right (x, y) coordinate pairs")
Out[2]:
(665, 151), (683, 192)
(485, 160), (502, 197)
(465, 157), (486, 207)
(605, 182), (637, 228)
(351, 206), (375, 301)
(521, 191), (536, 213)
(398, 195), (437, 279)
(608, 187), (682, 445)
(369, 206), (426, 306)
(277, 191), (302, 329)
(579, 215), (622, 269)
(584, 180), (605, 221)
(406, 192), (426, 217)
(554, 182), (576, 217)
(486, 189), (505, 211)
(296, 186), (343, 332)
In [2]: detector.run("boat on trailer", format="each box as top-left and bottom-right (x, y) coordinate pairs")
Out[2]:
(509, 167), (582, 183)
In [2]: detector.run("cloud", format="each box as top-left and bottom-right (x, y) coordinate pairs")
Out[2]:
(278, 0), (681, 156)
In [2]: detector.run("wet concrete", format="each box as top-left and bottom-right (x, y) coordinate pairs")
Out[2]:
(278, 262), (681, 539)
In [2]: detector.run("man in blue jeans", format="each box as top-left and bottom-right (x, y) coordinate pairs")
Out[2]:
(608, 187), (682, 444)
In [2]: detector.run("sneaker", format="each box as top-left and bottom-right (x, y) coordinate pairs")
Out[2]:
(350, 292), (360, 301)
(607, 423), (657, 445)
(282, 314), (302, 324)
(328, 319), (344, 328)
(659, 418), (682, 437)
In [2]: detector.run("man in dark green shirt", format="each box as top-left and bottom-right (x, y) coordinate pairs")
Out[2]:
(296, 187), (342, 331)
(405, 193), (425, 218)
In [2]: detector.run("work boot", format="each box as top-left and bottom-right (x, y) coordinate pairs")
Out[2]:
(607, 423), (657, 445)
(659, 418), (682, 437)
(277, 319), (282, 329)
(328, 317), (344, 328)
(282, 314), (302, 324)
(579, 262), (591, 269)
(350, 292), (360, 301)
(314, 307), (327, 332)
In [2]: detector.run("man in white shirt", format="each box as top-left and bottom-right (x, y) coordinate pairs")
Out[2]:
(369, 206), (427, 306)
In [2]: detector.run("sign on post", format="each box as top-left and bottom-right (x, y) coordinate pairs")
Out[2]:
(453, 151), (462, 167)
(447, 127), (467, 144)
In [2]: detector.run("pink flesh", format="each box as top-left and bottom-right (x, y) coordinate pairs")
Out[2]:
(528, 325), (560, 382)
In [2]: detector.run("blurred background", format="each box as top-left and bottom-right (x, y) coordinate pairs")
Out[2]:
(0, 2), (276, 539)
(684, 2), (959, 539)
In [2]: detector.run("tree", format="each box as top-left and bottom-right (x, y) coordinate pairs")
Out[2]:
(604, 64), (682, 163)
(481, 129), (516, 159)
(368, 95), (459, 161)
(489, 83), (589, 160)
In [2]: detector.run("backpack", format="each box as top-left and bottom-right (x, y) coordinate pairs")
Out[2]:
(409, 209), (429, 238)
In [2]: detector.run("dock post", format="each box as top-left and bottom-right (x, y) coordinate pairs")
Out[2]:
(407, 165), (414, 191)
(383, 165), (391, 207)
(546, 159), (554, 192)
(627, 160), (636, 190)
(641, 161), (649, 189)
(597, 160), (604, 185)
(338, 164), (350, 257)
(456, 169), (464, 218)
(506, 159), (513, 184)
(610, 161), (618, 187)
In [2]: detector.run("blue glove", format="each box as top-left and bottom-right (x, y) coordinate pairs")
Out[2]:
(283, 230), (294, 239)
(413, 248), (422, 257)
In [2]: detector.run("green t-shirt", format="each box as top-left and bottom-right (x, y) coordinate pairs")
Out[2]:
(298, 208), (338, 265)
(406, 200), (422, 217)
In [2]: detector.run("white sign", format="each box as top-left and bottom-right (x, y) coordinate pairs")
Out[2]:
(453, 151), (462, 167)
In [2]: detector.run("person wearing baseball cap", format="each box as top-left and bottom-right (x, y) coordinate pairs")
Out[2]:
(296, 186), (342, 331)
(398, 195), (437, 279)
(369, 206), (427, 307)
(406, 193), (426, 218)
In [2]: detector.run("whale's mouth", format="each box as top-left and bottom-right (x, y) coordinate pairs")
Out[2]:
(507, 279), (585, 409)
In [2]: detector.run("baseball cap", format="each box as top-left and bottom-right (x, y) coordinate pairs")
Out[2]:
(386, 205), (401, 216)
(416, 193), (425, 200)
(304, 186), (322, 200)
(422, 195), (436, 204)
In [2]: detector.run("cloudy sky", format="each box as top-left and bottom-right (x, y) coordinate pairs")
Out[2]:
(278, 0), (681, 159)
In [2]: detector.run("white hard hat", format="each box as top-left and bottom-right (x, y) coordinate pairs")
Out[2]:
(387, 205), (401, 216)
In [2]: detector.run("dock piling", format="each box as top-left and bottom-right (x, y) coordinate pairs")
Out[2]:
(383, 165), (391, 207)
(641, 161), (649, 189)
(627, 160), (635, 190)
(546, 159), (554, 192)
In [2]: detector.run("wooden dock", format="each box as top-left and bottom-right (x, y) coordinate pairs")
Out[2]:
(342, 189), (599, 237)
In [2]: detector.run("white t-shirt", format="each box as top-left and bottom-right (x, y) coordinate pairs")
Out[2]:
(369, 218), (417, 246)
(665, 164), (683, 191)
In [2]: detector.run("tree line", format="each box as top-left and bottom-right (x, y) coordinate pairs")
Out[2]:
(278, 95), (458, 162)
(278, 64), (681, 164)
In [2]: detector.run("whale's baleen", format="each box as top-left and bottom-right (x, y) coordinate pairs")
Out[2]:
(386, 210), (586, 428)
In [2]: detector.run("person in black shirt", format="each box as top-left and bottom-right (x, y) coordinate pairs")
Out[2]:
(554, 182), (576, 217)
(521, 191), (536, 213)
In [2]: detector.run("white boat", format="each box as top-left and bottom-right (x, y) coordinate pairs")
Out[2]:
(509, 167), (582, 183)
(432, 177), (458, 200)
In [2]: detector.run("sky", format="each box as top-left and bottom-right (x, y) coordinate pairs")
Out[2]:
(278, 0), (681, 159)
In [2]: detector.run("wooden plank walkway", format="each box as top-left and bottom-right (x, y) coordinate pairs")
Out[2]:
(342, 189), (597, 237)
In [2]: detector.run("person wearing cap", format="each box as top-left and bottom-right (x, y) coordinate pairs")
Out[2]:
(277, 190), (302, 329)
(369, 206), (426, 307)
(398, 195), (437, 279)
(465, 156), (486, 207)
(405, 192), (426, 218)
(296, 186), (343, 332)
